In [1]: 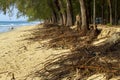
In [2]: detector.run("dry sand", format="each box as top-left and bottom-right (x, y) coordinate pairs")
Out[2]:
(0, 25), (119, 80)
(0, 25), (69, 80)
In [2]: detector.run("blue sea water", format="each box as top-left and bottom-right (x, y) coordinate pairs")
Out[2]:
(0, 21), (40, 33)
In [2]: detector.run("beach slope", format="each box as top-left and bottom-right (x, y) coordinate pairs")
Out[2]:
(0, 25), (69, 80)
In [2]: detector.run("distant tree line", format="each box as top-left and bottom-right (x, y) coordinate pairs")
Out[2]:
(0, 0), (120, 31)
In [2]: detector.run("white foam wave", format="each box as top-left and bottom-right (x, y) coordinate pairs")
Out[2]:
(0, 21), (40, 32)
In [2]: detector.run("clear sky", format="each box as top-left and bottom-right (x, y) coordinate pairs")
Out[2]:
(0, 8), (28, 21)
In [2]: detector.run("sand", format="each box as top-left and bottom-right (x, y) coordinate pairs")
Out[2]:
(0, 25), (69, 80)
(0, 25), (119, 80)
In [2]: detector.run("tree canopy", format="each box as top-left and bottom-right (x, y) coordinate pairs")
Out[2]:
(0, 0), (120, 26)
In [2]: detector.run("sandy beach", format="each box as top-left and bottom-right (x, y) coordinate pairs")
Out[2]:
(0, 24), (120, 80)
(0, 25), (69, 80)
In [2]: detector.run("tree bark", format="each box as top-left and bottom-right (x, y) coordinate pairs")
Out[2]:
(47, 0), (57, 24)
(101, 0), (104, 24)
(66, 0), (73, 26)
(107, 0), (113, 25)
(58, 0), (67, 25)
(86, 0), (92, 24)
(79, 0), (89, 31)
(51, 12), (57, 24)
(115, 0), (118, 25)
(93, 0), (96, 29)
(53, 0), (62, 24)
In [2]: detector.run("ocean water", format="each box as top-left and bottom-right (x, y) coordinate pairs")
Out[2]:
(0, 21), (40, 33)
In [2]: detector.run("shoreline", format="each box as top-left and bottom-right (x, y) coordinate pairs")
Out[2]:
(0, 20), (41, 33)
(0, 24), (39, 35)
(0, 24), (35, 31)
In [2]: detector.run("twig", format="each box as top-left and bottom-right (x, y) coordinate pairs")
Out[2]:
(76, 65), (118, 73)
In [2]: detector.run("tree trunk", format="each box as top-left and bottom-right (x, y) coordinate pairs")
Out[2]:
(93, 0), (96, 29)
(66, 0), (73, 26)
(86, 0), (92, 24)
(101, 0), (104, 24)
(107, 0), (113, 25)
(53, 0), (62, 24)
(51, 12), (57, 24)
(79, 0), (89, 31)
(58, 0), (67, 25)
(47, 0), (57, 24)
(115, 0), (117, 25)
(62, 11), (67, 25)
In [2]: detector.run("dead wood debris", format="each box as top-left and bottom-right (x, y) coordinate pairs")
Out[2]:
(25, 24), (120, 80)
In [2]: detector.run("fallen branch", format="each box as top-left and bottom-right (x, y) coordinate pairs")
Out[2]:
(76, 65), (119, 73)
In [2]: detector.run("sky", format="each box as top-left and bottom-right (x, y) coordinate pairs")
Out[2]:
(0, 8), (28, 21)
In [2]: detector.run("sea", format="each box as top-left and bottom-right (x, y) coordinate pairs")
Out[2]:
(0, 21), (40, 33)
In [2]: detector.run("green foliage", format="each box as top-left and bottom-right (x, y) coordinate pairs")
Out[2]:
(0, 0), (119, 25)
(15, 0), (52, 20)
(0, 0), (15, 14)
(0, 0), (52, 20)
